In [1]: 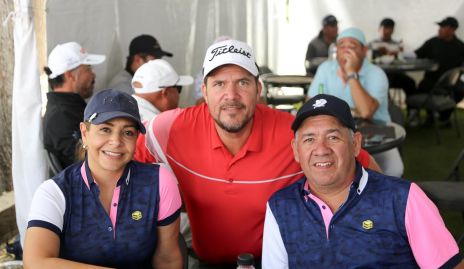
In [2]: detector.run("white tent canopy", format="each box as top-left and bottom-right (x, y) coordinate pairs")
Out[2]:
(11, 0), (464, 244)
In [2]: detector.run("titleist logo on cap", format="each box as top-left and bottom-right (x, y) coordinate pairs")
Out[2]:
(208, 45), (252, 61)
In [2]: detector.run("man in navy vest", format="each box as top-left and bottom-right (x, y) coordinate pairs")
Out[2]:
(262, 94), (463, 268)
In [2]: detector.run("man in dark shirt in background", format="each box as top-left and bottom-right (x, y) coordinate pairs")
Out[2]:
(414, 16), (464, 122)
(415, 16), (464, 93)
(43, 42), (105, 169)
(305, 15), (339, 75)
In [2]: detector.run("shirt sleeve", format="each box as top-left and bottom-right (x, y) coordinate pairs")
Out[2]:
(134, 132), (156, 163)
(27, 179), (66, 235)
(262, 203), (289, 269)
(143, 108), (183, 164)
(157, 165), (182, 226)
(363, 65), (389, 106)
(405, 183), (461, 269)
(356, 148), (370, 168)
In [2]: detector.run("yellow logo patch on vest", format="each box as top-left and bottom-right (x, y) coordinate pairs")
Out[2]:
(362, 220), (373, 230)
(132, 210), (142, 221)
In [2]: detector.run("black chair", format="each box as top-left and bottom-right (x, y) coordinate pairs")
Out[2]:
(406, 67), (463, 144)
(417, 148), (464, 244)
(388, 100), (405, 155)
(46, 150), (64, 177)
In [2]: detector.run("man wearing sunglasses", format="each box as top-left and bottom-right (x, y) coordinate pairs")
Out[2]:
(131, 59), (193, 121)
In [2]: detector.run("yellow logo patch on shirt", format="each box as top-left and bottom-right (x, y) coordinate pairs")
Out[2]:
(362, 220), (373, 230)
(132, 210), (142, 221)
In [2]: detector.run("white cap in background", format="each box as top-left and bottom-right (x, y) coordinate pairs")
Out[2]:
(132, 59), (193, 94)
(47, 42), (105, 79)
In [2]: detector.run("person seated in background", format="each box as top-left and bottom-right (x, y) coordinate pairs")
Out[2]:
(262, 94), (463, 269)
(43, 41), (105, 169)
(134, 39), (382, 268)
(369, 18), (417, 97)
(308, 27), (403, 178)
(415, 16), (464, 122)
(24, 89), (182, 269)
(108, 34), (173, 94)
(131, 59), (193, 121)
(305, 15), (338, 75)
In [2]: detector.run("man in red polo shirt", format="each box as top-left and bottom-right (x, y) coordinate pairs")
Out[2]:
(135, 39), (378, 268)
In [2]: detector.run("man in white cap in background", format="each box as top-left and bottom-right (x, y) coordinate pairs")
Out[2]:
(43, 41), (105, 170)
(307, 27), (404, 178)
(131, 59), (193, 121)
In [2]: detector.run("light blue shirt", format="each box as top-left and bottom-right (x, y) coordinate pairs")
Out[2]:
(308, 59), (391, 122)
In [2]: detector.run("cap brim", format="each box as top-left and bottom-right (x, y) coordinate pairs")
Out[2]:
(153, 50), (173, 58)
(203, 59), (259, 79)
(176, 75), (194, 86)
(292, 109), (355, 132)
(90, 111), (146, 134)
(83, 54), (106, 65)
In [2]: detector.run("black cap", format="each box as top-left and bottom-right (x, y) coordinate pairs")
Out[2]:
(129, 34), (173, 58)
(292, 94), (356, 133)
(380, 18), (395, 28)
(322, 15), (338, 27)
(437, 17), (459, 29)
(84, 89), (146, 134)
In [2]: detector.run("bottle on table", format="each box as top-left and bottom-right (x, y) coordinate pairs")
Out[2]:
(318, 83), (324, 94)
(236, 253), (255, 269)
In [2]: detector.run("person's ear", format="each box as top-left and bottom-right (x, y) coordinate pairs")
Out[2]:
(291, 137), (300, 163)
(257, 79), (262, 98)
(201, 82), (208, 104)
(353, 131), (362, 157)
(80, 122), (89, 146)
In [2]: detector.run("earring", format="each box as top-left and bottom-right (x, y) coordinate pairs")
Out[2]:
(82, 144), (88, 150)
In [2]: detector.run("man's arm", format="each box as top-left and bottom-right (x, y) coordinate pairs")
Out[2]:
(262, 203), (289, 269)
(152, 218), (182, 269)
(343, 49), (379, 119)
(405, 183), (463, 268)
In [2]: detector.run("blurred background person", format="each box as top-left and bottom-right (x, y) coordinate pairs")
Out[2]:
(108, 34), (173, 94)
(305, 15), (338, 75)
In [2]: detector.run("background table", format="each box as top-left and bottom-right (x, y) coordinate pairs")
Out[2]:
(357, 120), (406, 154)
(376, 58), (438, 73)
(261, 75), (313, 106)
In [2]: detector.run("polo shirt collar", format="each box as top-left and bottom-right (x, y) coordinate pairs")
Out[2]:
(209, 105), (263, 153)
(81, 156), (132, 190)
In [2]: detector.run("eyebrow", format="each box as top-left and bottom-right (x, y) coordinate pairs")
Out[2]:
(300, 128), (342, 137)
(100, 121), (137, 129)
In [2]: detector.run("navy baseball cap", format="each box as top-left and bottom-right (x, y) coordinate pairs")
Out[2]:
(129, 34), (173, 58)
(437, 17), (459, 29)
(84, 89), (146, 134)
(291, 94), (356, 133)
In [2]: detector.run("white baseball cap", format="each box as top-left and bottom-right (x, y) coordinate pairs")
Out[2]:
(131, 59), (193, 94)
(202, 39), (258, 79)
(47, 42), (106, 79)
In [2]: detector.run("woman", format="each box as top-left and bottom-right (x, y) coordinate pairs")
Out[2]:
(24, 89), (182, 269)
